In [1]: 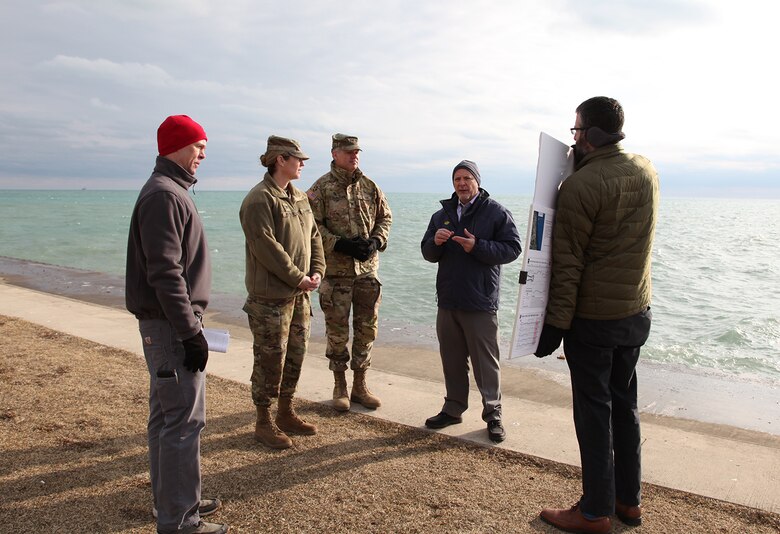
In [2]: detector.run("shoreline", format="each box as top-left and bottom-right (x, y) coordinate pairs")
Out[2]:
(1, 255), (778, 437)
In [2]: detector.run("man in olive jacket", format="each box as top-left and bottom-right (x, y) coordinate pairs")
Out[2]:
(536, 97), (659, 534)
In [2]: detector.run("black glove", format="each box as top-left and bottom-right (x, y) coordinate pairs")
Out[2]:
(353, 237), (380, 262)
(535, 324), (565, 358)
(182, 331), (209, 372)
(333, 237), (364, 259)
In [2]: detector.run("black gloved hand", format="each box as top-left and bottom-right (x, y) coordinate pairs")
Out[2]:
(333, 237), (364, 259)
(353, 237), (380, 262)
(182, 330), (209, 372)
(535, 323), (566, 358)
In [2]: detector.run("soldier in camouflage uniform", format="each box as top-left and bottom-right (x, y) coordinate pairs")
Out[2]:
(307, 134), (392, 411)
(240, 135), (326, 449)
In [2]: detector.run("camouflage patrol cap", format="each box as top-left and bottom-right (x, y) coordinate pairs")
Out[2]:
(331, 133), (361, 152)
(259, 135), (309, 167)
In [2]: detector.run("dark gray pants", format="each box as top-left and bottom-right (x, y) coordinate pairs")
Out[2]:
(563, 308), (652, 518)
(139, 319), (205, 533)
(436, 308), (502, 422)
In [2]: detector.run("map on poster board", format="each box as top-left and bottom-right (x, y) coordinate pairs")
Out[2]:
(508, 132), (573, 359)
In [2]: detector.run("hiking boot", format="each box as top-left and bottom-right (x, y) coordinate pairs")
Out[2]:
(332, 370), (350, 412)
(158, 520), (229, 534)
(254, 405), (292, 449)
(276, 397), (317, 435)
(187, 521), (228, 534)
(351, 368), (381, 409)
(153, 498), (221, 519)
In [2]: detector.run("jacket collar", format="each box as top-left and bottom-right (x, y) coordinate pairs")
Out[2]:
(262, 172), (304, 201)
(575, 143), (624, 171)
(441, 187), (489, 208)
(330, 161), (364, 185)
(154, 156), (197, 189)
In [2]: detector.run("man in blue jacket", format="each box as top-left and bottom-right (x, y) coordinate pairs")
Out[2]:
(421, 160), (522, 443)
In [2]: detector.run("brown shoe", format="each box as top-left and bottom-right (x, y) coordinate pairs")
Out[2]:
(615, 500), (642, 526)
(540, 502), (611, 534)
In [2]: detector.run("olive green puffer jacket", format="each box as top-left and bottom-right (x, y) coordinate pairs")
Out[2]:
(546, 143), (659, 329)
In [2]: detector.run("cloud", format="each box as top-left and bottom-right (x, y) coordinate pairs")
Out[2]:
(90, 97), (121, 112)
(559, 0), (711, 33)
(42, 55), (177, 88)
(0, 0), (777, 196)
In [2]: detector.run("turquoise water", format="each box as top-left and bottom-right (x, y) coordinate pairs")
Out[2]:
(1, 189), (779, 384)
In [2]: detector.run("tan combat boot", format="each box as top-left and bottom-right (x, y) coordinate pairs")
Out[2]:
(332, 370), (350, 412)
(276, 397), (317, 435)
(254, 405), (292, 449)
(351, 368), (381, 409)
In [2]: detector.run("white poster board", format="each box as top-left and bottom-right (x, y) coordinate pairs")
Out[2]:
(508, 132), (573, 359)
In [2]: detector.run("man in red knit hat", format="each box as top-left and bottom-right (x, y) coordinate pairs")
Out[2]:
(126, 115), (228, 534)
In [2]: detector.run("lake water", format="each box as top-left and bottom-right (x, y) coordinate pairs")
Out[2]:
(1, 189), (778, 388)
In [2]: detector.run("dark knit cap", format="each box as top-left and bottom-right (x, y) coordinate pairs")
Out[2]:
(452, 159), (481, 185)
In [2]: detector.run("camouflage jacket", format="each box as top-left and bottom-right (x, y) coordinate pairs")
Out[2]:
(307, 163), (392, 278)
(240, 173), (326, 299)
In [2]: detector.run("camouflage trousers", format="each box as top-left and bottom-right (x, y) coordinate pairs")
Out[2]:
(244, 293), (311, 408)
(318, 275), (381, 372)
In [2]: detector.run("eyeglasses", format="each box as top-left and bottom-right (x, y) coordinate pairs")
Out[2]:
(570, 127), (587, 135)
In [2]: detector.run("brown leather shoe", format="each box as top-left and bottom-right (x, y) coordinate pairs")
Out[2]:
(615, 500), (642, 526)
(540, 502), (611, 534)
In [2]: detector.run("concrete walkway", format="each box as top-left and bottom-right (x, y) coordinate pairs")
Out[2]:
(1, 281), (778, 514)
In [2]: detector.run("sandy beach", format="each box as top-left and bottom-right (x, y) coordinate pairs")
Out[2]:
(1, 256), (780, 532)
(2, 312), (779, 533)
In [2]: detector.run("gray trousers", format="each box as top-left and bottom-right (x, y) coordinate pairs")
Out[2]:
(436, 308), (502, 422)
(139, 319), (205, 533)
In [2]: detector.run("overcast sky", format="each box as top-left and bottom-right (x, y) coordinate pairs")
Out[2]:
(0, 0), (777, 197)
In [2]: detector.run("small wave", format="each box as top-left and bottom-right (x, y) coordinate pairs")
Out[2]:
(715, 328), (750, 345)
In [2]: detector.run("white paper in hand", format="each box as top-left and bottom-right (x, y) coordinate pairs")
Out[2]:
(203, 328), (230, 353)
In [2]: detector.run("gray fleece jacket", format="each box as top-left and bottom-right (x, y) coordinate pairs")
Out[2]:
(125, 156), (212, 339)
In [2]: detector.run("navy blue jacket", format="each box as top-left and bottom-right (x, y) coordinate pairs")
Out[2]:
(421, 189), (522, 312)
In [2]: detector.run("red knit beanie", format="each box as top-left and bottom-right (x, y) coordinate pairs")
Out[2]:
(157, 115), (207, 156)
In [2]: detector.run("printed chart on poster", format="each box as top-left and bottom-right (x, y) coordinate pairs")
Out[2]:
(508, 132), (573, 359)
